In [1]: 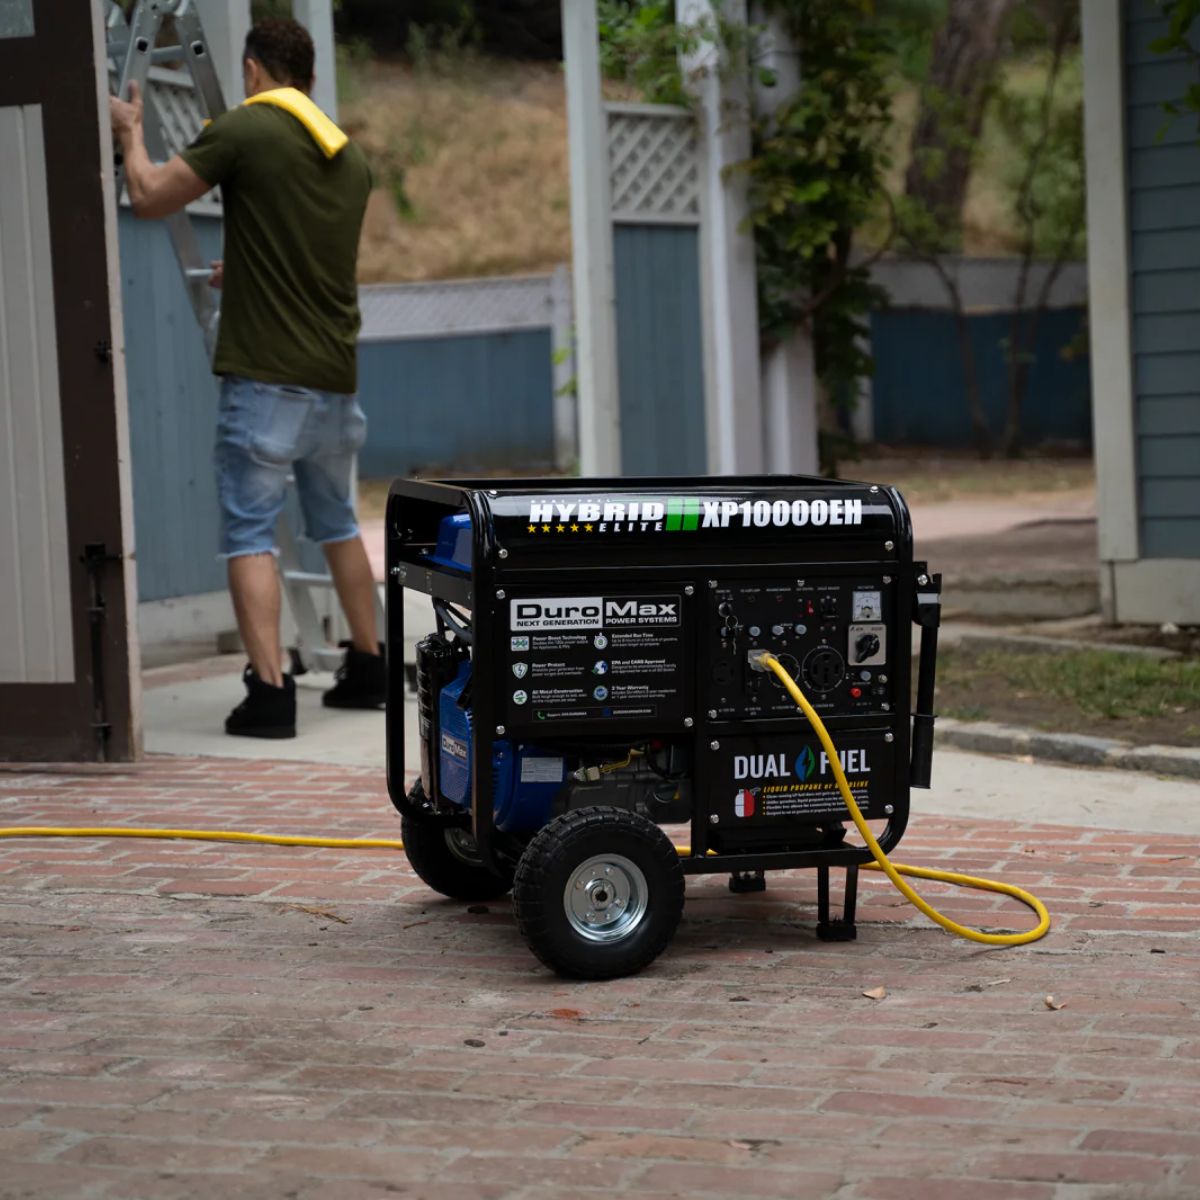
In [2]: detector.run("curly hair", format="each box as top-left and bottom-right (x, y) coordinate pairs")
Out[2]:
(243, 18), (315, 91)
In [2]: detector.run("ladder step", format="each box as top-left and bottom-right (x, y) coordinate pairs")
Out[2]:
(283, 572), (337, 587)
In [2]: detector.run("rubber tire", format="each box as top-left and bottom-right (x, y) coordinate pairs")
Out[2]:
(512, 806), (685, 980)
(400, 813), (515, 902)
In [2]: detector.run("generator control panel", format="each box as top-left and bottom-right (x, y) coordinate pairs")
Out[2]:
(707, 578), (893, 721)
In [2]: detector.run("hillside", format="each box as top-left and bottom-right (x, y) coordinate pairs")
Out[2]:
(343, 52), (1080, 284)
(343, 57), (572, 282)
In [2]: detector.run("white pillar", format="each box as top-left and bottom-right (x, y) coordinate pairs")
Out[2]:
(562, 0), (621, 475)
(550, 264), (578, 471)
(750, 3), (818, 475)
(292, 0), (338, 119)
(195, 0), (250, 106)
(1082, 0), (1138, 568)
(680, 0), (764, 477)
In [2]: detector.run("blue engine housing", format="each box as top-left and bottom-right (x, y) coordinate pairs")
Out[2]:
(437, 663), (563, 833)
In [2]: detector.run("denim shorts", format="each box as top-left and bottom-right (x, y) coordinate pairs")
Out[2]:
(214, 375), (367, 558)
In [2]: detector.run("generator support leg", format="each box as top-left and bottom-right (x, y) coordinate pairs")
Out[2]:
(816, 863), (859, 941)
(728, 870), (766, 894)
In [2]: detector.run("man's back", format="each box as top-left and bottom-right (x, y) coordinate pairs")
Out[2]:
(182, 103), (372, 394)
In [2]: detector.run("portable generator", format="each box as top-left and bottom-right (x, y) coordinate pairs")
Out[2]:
(385, 475), (941, 979)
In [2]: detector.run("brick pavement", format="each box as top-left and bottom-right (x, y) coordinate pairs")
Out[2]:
(0, 756), (1198, 1199)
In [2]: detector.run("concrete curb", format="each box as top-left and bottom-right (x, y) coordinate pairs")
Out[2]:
(934, 717), (1200, 781)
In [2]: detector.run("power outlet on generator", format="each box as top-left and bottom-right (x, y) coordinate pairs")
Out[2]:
(708, 579), (894, 720)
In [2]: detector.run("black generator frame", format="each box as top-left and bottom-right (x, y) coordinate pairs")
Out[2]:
(386, 474), (940, 933)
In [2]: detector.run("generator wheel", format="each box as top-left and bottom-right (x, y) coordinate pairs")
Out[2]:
(512, 807), (684, 980)
(400, 813), (515, 902)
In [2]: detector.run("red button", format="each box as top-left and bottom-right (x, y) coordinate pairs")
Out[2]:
(850, 686), (863, 698)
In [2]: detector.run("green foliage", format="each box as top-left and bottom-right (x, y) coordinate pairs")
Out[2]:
(747, 1), (894, 402)
(992, 51), (1085, 261)
(598, 1), (895, 473)
(875, 0), (949, 83)
(597, 1), (692, 107)
(250, 0), (293, 19)
(334, 0), (561, 58)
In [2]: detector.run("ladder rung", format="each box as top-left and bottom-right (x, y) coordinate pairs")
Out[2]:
(284, 572), (337, 587)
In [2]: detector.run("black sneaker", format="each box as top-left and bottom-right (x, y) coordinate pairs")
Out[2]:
(323, 643), (386, 710)
(225, 667), (296, 739)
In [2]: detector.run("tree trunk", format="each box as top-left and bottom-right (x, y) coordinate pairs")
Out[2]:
(904, 0), (1018, 242)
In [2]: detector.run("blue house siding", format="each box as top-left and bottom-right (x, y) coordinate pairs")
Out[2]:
(613, 225), (707, 475)
(868, 308), (1091, 448)
(120, 211), (226, 603)
(1126, 0), (1200, 558)
(355, 330), (555, 479)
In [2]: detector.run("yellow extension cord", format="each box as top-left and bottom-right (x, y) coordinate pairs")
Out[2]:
(757, 652), (1049, 946)
(0, 652), (1048, 945)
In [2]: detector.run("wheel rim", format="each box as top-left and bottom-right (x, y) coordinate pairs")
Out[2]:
(444, 827), (484, 866)
(564, 854), (648, 944)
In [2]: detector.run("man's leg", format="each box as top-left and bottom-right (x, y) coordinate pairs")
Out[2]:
(215, 375), (304, 737)
(228, 552), (285, 686)
(322, 535), (381, 656)
(293, 397), (384, 709)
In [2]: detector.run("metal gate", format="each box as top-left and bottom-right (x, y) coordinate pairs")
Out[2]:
(0, 0), (139, 760)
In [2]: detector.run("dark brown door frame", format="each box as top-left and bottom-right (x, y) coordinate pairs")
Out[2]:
(0, 0), (139, 761)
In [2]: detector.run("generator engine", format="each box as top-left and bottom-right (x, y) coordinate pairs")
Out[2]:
(416, 632), (692, 834)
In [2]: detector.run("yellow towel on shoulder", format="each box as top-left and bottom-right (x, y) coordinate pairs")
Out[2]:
(243, 87), (348, 159)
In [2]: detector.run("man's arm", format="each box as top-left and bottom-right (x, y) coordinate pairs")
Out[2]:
(110, 82), (212, 219)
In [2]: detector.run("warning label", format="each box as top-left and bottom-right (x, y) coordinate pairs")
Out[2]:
(505, 592), (685, 727)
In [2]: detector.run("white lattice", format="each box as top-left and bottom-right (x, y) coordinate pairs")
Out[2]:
(358, 274), (559, 342)
(147, 66), (209, 160)
(606, 102), (700, 226)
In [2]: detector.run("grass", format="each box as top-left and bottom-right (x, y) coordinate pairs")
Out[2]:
(939, 647), (1200, 728)
(341, 46), (1083, 283)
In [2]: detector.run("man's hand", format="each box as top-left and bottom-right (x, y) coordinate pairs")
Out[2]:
(208, 260), (224, 289)
(110, 80), (144, 144)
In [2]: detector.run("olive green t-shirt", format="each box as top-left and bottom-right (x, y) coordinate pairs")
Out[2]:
(181, 103), (371, 394)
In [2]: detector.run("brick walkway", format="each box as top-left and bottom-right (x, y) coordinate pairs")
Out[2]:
(1, 756), (1198, 1200)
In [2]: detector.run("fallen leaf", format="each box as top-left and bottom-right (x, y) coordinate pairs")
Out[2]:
(1044, 995), (1066, 1011)
(463, 1038), (485, 1048)
(285, 904), (349, 925)
(862, 986), (887, 1001)
(548, 1008), (584, 1020)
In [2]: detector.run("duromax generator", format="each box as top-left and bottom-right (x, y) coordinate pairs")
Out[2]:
(386, 475), (941, 979)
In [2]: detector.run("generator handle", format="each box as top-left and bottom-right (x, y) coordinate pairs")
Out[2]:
(910, 570), (941, 789)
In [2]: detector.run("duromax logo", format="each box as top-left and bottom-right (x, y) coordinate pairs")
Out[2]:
(794, 745), (817, 782)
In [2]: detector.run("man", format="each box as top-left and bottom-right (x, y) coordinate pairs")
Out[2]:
(110, 18), (381, 739)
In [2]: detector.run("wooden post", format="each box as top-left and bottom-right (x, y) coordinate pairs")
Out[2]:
(679, 0), (765, 476)
(550, 264), (578, 471)
(750, 3), (818, 475)
(562, 0), (621, 475)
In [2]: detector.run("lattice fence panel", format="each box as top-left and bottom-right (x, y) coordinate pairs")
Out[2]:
(607, 104), (700, 225)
